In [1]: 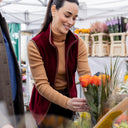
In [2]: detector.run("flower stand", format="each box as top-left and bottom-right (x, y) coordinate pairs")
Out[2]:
(91, 33), (109, 57)
(79, 33), (92, 56)
(109, 33), (127, 57)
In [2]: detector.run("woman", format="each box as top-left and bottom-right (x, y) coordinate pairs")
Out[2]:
(27, 0), (91, 127)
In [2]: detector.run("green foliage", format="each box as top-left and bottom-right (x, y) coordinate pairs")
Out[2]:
(84, 83), (109, 125)
(125, 71), (128, 75)
(119, 122), (128, 128)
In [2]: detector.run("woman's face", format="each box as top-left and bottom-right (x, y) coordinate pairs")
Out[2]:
(51, 1), (78, 34)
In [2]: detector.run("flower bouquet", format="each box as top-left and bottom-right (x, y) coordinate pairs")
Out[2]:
(79, 58), (124, 127)
(79, 74), (111, 125)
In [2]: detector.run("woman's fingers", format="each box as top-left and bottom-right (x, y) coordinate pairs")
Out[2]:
(73, 104), (89, 111)
(72, 98), (88, 106)
(66, 98), (89, 112)
(74, 104), (90, 112)
(73, 102), (85, 106)
(72, 98), (86, 102)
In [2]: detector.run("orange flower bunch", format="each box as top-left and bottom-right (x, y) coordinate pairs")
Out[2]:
(74, 28), (91, 34)
(79, 74), (110, 87)
(79, 74), (111, 125)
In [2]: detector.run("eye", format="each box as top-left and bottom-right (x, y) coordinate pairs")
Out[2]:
(64, 14), (70, 18)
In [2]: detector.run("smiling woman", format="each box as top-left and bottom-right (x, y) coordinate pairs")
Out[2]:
(51, 1), (78, 34)
(27, 0), (91, 127)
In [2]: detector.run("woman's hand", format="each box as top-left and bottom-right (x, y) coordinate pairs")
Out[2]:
(66, 98), (89, 112)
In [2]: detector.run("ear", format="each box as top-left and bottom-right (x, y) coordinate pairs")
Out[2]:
(51, 5), (56, 17)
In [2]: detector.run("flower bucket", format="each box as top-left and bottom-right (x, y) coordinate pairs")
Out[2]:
(109, 32), (127, 56)
(91, 33), (109, 56)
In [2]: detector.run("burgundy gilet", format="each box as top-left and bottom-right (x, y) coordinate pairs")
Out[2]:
(29, 24), (79, 124)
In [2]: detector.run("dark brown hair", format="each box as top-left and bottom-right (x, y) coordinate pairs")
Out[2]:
(40, 0), (79, 32)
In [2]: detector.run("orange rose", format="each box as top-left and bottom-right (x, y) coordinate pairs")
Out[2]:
(79, 75), (91, 81)
(80, 79), (90, 87)
(91, 75), (101, 86)
(99, 74), (110, 86)
(79, 75), (92, 87)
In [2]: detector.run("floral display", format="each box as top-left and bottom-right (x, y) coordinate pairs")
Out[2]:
(106, 18), (120, 33)
(115, 122), (128, 128)
(113, 71), (128, 94)
(106, 18), (121, 41)
(79, 58), (124, 127)
(90, 21), (108, 34)
(73, 112), (91, 128)
(79, 74), (110, 125)
(114, 112), (128, 124)
(118, 81), (128, 94)
(124, 71), (128, 82)
(106, 17), (128, 41)
(90, 21), (109, 42)
(74, 28), (91, 34)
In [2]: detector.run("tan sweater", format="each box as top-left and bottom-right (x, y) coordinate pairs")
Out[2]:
(27, 29), (91, 109)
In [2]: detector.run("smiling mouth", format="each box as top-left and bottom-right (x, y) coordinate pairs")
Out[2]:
(64, 25), (70, 31)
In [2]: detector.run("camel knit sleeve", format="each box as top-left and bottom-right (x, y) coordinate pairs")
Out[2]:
(77, 37), (91, 76)
(27, 41), (70, 109)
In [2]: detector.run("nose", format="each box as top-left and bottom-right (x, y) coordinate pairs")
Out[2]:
(68, 18), (74, 25)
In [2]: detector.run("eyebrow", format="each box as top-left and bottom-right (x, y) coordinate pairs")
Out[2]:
(65, 11), (78, 17)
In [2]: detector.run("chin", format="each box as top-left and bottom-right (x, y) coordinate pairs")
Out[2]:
(63, 29), (69, 34)
(61, 26), (70, 34)
(59, 30), (68, 34)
